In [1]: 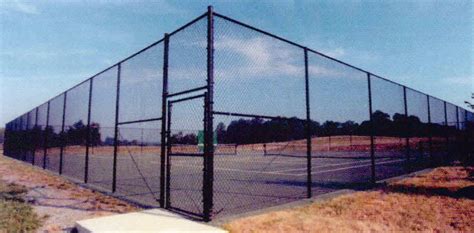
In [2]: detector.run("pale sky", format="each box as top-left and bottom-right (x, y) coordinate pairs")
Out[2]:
(1, 0), (473, 127)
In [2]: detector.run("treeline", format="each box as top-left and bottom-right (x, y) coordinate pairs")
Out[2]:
(5, 110), (468, 152)
(215, 110), (463, 145)
(4, 120), (102, 153)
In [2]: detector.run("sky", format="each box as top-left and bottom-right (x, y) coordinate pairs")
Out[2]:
(1, 0), (473, 128)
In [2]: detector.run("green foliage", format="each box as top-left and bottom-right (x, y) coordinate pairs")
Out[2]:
(0, 181), (43, 233)
(0, 127), (4, 144)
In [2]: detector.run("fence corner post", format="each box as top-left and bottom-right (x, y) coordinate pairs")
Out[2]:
(203, 5), (215, 222)
(160, 33), (170, 208)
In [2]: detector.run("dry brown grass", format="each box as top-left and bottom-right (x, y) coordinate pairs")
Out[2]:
(0, 156), (138, 214)
(0, 155), (139, 232)
(223, 166), (474, 233)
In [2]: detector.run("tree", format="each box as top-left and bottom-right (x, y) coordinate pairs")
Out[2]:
(216, 122), (227, 143)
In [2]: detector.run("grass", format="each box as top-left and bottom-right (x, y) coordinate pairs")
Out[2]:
(0, 180), (43, 233)
(223, 166), (474, 232)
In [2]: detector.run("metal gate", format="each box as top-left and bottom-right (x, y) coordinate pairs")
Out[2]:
(165, 92), (207, 219)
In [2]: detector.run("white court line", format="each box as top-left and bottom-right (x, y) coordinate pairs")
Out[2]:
(213, 154), (392, 165)
(172, 158), (405, 177)
(274, 157), (390, 173)
(214, 157), (306, 165)
(172, 164), (293, 176)
(293, 158), (406, 176)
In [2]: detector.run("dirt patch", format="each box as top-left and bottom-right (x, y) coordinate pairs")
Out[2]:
(0, 155), (139, 232)
(223, 166), (474, 233)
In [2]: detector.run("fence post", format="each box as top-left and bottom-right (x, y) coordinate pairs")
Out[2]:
(24, 113), (29, 161)
(455, 106), (460, 157)
(427, 95), (433, 165)
(443, 101), (448, 163)
(43, 102), (50, 169)
(85, 79), (93, 183)
(464, 110), (469, 162)
(59, 92), (67, 175)
(304, 48), (312, 198)
(203, 5), (215, 222)
(160, 33), (170, 208)
(456, 107), (460, 130)
(403, 86), (410, 165)
(367, 73), (376, 184)
(18, 117), (22, 161)
(33, 107), (38, 166)
(112, 64), (121, 192)
(165, 102), (172, 208)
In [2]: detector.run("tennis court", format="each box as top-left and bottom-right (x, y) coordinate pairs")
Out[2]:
(4, 6), (472, 221)
(44, 139), (430, 218)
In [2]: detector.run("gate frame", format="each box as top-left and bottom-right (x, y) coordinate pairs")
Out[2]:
(165, 93), (207, 218)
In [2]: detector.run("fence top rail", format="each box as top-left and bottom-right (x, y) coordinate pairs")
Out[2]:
(213, 11), (471, 114)
(5, 8), (474, 124)
(13, 13), (208, 121)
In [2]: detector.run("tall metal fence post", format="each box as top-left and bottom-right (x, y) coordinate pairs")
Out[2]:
(85, 79), (94, 183)
(455, 106), (460, 157)
(367, 73), (376, 184)
(43, 101), (50, 169)
(23, 116), (26, 161)
(304, 48), (312, 198)
(25, 112), (29, 161)
(19, 116), (23, 161)
(427, 95), (433, 165)
(112, 64), (121, 192)
(465, 110), (469, 162)
(165, 102), (172, 209)
(403, 86), (410, 165)
(160, 33), (170, 208)
(203, 5), (215, 222)
(443, 101), (448, 163)
(456, 107), (460, 130)
(59, 92), (67, 174)
(33, 108), (38, 166)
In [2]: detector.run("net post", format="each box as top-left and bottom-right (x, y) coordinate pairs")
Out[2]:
(43, 101), (50, 170)
(203, 5), (215, 222)
(85, 79), (93, 183)
(160, 33), (170, 208)
(367, 73), (376, 184)
(112, 64), (121, 192)
(59, 92), (67, 175)
(304, 48), (312, 198)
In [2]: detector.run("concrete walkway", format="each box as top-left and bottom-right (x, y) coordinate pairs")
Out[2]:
(75, 209), (227, 233)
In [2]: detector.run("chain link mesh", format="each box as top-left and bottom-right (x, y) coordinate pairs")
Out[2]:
(3, 10), (473, 222)
(63, 80), (89, 181)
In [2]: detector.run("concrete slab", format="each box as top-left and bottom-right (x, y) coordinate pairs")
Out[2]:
(75, 209), (227, 233)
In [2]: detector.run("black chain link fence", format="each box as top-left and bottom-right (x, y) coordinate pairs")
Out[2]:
(3, 7), (474, 221)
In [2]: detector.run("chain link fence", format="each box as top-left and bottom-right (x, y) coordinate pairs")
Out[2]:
(4, 7), (473, 221)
